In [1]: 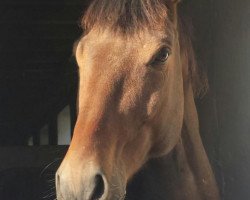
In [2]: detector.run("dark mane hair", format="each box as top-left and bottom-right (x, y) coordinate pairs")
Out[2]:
(82, 0), (169, 33)
(81, 0), (208, 97)
(178, 5), (208, 97)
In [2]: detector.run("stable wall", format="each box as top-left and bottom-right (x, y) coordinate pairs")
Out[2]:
(190, 1), (250, 199)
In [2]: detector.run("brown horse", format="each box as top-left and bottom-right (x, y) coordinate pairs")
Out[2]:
(56, 0), (220, 199)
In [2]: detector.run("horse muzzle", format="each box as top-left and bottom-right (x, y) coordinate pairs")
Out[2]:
(56, 163), (126, 200)
(56, 169), (107, 200)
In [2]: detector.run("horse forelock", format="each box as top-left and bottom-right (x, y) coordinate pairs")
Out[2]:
(82, 0), (170, 34)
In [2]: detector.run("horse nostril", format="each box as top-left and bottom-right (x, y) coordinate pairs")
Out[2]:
(90, 174), (105, 200)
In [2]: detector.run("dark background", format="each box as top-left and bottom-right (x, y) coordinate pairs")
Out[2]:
(0, 0), (249, 199)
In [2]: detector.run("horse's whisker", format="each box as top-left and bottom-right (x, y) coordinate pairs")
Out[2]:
(40, 158), (61, 177)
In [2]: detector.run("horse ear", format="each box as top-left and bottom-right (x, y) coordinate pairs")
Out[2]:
(165, 0), (181, 4)
(165, 0), (181, 25)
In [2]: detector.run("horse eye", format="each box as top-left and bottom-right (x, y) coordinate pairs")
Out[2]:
(152, 47), (170, 65)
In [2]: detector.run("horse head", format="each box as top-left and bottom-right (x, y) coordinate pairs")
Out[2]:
(56, 1), (219, 199)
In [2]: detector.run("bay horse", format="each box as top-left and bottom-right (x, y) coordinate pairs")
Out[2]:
(56, 0), (220, 199)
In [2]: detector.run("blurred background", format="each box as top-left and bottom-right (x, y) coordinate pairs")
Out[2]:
(0, 0), (249, 199)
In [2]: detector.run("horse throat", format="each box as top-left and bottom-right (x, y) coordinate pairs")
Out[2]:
(126, 83), (220, 200)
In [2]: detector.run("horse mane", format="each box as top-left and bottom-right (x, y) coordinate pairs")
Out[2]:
(81, 0), (208, 98)
(177, 8), (208, 98)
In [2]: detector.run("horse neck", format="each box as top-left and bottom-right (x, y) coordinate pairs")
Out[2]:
(126, 84), (220, 200)
(172, 83), (220, 200)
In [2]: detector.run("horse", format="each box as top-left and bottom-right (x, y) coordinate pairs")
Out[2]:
(56, 0), (220, 199)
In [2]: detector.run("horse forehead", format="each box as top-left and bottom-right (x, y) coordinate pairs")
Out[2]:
(81, 31), (164, 70)
(84, 29), (163, 53)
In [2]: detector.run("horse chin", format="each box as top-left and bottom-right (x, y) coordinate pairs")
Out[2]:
(107, 177), (127, 200)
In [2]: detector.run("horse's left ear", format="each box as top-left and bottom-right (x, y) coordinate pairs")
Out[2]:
(165, 0), (181, 7)
(165, 0), (181, 4)
(165, 0), (181, 25)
